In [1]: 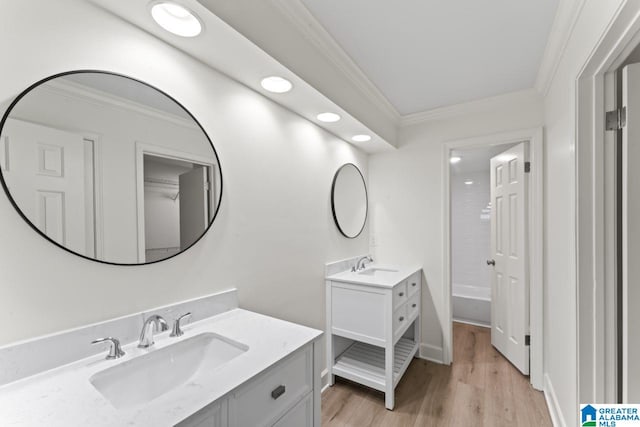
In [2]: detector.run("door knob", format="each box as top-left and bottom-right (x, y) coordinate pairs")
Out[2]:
(486, 259), (496, 266)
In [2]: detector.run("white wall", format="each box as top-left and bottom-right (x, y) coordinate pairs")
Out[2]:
(0, 0), (368, 346)
(451, 171), (491, 290)
(368, 92), (544, 362)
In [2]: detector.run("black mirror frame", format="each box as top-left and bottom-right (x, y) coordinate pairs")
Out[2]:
(330, 163), (368, 239)
(0, 70), (223, 266)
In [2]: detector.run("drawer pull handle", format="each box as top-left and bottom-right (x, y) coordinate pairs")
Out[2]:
(412, 304), (417, 308)
(271, 385), (286, 400)
(399, 292), (404, 297)
(412, 282), (417, 287)
(399, 316), (405, 322)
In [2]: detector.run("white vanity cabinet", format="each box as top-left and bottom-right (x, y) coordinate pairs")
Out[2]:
(177, 401), (227, 427)
(326, 268), (422, 410)
(177, 343), (320, 427)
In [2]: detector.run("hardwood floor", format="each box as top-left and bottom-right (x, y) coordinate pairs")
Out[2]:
(321, 322), (551, 427)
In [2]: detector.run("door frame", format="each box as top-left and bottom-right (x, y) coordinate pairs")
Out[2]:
(575, 0), (640, 404)
(442, 127), (544, 390)
(135, 141), (216, 263)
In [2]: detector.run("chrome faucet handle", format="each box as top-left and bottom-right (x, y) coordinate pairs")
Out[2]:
(170, 312), (192, 337)
(91, 337), (125, 360)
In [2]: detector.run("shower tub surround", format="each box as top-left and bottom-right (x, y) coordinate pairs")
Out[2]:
(452, 283), (491, 327)
(0, 289), (323, 426)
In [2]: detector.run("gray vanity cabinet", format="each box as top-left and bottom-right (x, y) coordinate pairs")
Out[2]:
(177, 342), (320, 427)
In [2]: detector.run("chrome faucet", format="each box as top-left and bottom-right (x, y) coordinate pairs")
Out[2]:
(353, 256), (373, 271)
(138, 315), (168, 348)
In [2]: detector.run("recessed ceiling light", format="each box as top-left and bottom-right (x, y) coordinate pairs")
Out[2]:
(496, 154), (517, 162)
(352, 134), (371, 142)
(464, 180), (474, 185)
(317, 112), (341, 123)
(151, 2), (202, 37)
(261, 76), (293, 93)
(450, 156), (462, 164)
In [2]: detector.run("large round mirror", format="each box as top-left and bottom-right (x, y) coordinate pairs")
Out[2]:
(331, 163), (367, 238)
(0, 71), (222, 265)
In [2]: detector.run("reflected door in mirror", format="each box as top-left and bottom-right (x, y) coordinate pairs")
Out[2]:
(2, 118), (92, 256)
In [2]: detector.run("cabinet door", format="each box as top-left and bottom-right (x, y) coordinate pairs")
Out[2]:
(272, 393), (313, 427)
(176, 400), (227, 427)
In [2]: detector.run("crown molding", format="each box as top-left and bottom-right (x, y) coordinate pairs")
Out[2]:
(41, 79), (199, 130)
(535, 0), (588, 96)
(400, 88), (542, 126)
(270, 0), (401, 124)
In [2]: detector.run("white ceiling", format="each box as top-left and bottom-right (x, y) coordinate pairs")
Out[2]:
(450, 143), (519, 175)
(300, 0), (559, 115)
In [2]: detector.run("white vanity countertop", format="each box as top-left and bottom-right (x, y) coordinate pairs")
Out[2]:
(326, 264), (422, 288)
(0, 309), (322, 426)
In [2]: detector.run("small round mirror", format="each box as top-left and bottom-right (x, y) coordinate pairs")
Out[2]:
(0, 71), (222, 265)
(331, 163), (367, 238)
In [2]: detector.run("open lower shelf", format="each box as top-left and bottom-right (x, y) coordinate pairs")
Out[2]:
(332, 337), (418, 392)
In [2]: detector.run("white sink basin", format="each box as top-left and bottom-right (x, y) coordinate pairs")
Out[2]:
(357, 267), (399, 277)
(89, 332), (248, 409)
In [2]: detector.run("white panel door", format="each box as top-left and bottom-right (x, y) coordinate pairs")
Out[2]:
(2, 118), (88, 255)
(179, 166), (208, 250)
(489, 142), (529, 374)
(622, 63), (640, 402)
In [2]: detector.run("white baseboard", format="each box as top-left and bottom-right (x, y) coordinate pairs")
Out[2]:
(544, 373), (567, 427)
(452, 318), (491, 329)
(418, 343), (444, 364)
(321, 368), (330, 394)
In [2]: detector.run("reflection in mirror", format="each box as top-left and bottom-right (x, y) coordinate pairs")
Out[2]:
(0, 71), (222, 265)
(331, 163), (367, 238)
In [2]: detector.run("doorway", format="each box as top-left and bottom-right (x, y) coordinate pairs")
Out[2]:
(450, 144), (519, 329)
(442, 128), (544, 390)
(142, 154), (212, 262)
(135, 142), (218, 263)
(575, 4), (640, 404)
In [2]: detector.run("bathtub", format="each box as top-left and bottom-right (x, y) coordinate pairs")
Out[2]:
(452, 284), (491, 328)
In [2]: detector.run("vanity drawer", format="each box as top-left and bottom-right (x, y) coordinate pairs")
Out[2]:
(407, 272), (421, 297)
(393, 304), (408, 338)
(229, 346), (312, 427)
(407, 293), (420, 321)
(392, 281), (408, 310)
(272, 392), (313, 427)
